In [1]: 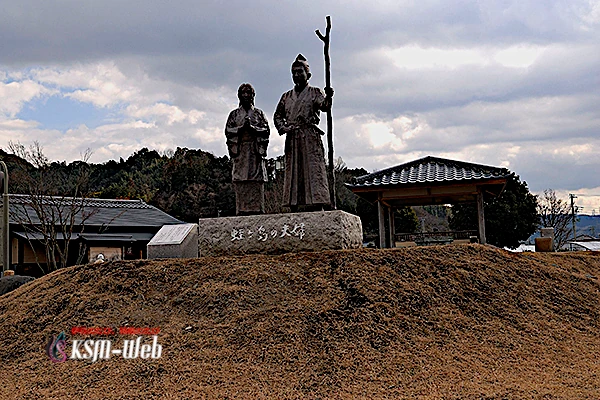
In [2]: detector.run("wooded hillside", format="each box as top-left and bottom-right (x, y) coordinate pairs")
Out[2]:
(0, 147), (422, 238)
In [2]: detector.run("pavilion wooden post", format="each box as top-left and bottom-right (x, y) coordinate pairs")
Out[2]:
(378, 199), (386, 249)
(476, 188), (486, 245)
(388, 207), (395, 248)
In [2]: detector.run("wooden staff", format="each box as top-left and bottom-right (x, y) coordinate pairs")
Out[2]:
(316, 15), (336, 210)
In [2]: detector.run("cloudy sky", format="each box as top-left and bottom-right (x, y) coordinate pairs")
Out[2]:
(1, 0), (599, 212)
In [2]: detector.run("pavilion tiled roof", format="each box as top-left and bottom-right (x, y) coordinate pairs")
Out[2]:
(347, 156), (510, 189)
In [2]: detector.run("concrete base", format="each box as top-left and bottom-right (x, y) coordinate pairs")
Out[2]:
(198, 210), (363, 257)
(535, 237), (554, 252)
(147, 224), (199, 259)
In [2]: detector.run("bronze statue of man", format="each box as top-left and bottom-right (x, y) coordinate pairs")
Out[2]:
(225, 83), (270, 215)
(274, 54), (334, 212)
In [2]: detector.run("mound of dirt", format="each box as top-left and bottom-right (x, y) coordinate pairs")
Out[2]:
(1, 244), (600, 399)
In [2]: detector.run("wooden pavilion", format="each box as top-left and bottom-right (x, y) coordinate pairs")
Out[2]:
(346, 156), (510, 248)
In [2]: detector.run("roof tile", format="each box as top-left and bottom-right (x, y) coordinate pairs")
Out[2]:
(348, 156), (509, 188)
(6, 194), (182, 227)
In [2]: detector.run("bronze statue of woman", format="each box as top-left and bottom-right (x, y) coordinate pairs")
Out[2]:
(225, 83), (270, 215)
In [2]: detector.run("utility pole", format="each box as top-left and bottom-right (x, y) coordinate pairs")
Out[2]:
(569, 193), (577, 240)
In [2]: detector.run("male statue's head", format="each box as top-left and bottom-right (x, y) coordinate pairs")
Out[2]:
(237, 83), (255, 109)
(291, 54), (311, 89)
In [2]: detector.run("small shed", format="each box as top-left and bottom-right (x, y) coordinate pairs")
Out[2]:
(346, 156), (509, 248)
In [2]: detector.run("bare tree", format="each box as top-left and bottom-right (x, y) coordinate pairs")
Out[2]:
(537, 189), (573, 250)
(8, 141), (94, 272)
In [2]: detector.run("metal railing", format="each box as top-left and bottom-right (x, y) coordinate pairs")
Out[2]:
(395, 230), (478, 242)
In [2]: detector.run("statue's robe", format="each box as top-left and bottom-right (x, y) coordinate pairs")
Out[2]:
(225, 105), (270, 214)
(274, 85), (330, 208)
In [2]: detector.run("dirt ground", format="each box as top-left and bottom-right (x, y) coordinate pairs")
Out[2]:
(1, 244), (600, 399)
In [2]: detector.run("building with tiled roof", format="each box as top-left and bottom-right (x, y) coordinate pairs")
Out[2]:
(346, 156), (510, 248)
(3, 195), (183, 275)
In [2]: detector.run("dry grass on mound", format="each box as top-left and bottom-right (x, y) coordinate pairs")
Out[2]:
(1, 244), (600, 399)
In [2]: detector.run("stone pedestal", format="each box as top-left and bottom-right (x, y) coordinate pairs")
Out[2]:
(147, 223), (199, 259)
(198, 210), (363, 257)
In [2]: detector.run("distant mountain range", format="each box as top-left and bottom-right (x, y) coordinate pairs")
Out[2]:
(576, 215), (600, 238)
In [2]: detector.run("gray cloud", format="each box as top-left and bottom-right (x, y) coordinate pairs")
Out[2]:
(1, 0), (600, 209)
